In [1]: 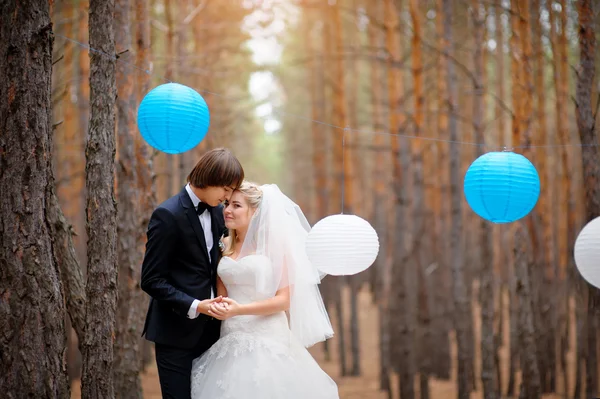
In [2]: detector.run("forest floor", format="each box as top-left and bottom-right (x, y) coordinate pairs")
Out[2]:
(71, 286), (578, 398)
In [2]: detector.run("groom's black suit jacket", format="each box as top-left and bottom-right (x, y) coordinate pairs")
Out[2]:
(141, 187), (226, 349)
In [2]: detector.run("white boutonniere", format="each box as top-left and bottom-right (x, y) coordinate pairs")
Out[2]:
(218, 238), (225, 253)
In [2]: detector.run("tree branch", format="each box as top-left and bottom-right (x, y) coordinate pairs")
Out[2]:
(47, 185), (86, 349)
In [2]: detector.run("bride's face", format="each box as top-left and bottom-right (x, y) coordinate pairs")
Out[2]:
(224, 191), (256, 231)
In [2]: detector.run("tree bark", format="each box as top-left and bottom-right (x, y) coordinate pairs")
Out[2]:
(366, 2), (392, 392)
(442, 1), (470, 398)
(80, 0), (118, 397)
(432, 0), (452, 380)
(386, 1), (416, 398)
(134, 0), (155, 371)
(471, 1), (497, 398)
(513, 226), (541, 399)
(575, 1), (600, 397)
(0, 1), (70, 396)
(408, 2), (430, 397)
(493, 5), (508, 394)
(114, 0), (145, 396)
(47, 188), (86, 348)
(531, 0), (556, 392)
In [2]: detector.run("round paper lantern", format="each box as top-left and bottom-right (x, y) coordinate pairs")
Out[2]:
(137, 83), (210, 154)
(463, 151), (540, 223)
(306, 214), (379, 276)
(574, 216), (600, 288)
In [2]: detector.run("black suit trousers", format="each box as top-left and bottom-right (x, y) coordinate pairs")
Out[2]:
(154, 318), (221, 399)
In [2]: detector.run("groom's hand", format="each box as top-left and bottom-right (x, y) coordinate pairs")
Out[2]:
(196, 296), (224, 317)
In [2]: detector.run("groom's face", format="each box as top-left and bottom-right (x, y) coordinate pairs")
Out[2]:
(203, 186), (235, 207)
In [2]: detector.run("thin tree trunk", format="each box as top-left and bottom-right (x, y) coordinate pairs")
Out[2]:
(493, 4), (507, 395)
(471, 1), (497, 398)
(531, 0), (556, 393)
(114, 0), (144, 396)
(331, 0), (349, 213)
(433, 0), (452, 380)
(135, 0), (155, 371)
(549, 3), (582, 397)
(368, 3), (391, 392)
(386, 1), (415, 397)
(349, 277), (361, 376)
(305, 10), (326, 223)
(335, 281), (348, 377)
(575, 1), (600, 397)
(442, 1), (469, 398)
(334, 0), (361, 377)
(47, 189), (86, 349)
(164, 0), (176, 197)
(575, 0), (600, 230)
(513, 226), (541, 399)
(329, 0), (350, 378)
(511, 2), (540, 397)
(408, 2), (429, 397)
(81, 0), (118, 397)
(0, 1), (70, 396)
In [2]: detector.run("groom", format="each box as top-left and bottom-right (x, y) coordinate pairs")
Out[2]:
(141, 147), (244, 399)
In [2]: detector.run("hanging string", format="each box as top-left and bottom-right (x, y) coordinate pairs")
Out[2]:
(54, 33), (600, 152)
(341, 127), (348, 214)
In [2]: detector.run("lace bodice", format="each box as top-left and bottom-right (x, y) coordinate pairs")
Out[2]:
(217, 255), (290, 339)
(218, 255), (274, 303)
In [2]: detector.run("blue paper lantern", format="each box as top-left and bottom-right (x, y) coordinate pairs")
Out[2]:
(137, 83), (210, 154)
(463, 151), (540, 223)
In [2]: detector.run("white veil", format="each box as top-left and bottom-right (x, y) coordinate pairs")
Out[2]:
(237, 184), (334, 347)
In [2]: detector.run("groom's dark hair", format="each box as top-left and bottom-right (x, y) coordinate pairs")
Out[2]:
(187, 147), (244, 189)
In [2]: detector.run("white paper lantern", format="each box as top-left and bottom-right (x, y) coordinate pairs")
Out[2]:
(306, 214), (380, 276)
(574, 216), (600, 288)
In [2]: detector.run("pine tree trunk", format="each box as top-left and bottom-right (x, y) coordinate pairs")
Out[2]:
(549, 2), (583, 397)
(531, 0), (556, 392)
(433, 0), (452, 380)
(114, 0), (144, 396)
(0, 1), (70, 396)
(442, 1), (469, 397)
(134, 0), (155, 371)
(386, 1), (416, 397)
(304, 9), (326, 223)
(163, 0), (176, 197)
(408, 2), (430, 397)
(513, 226), (541, 399)
(334, 280), (348, 376)
(349, 277), (361, 376)
(511, 3), (541, 397)
(471, 1), (497, 398)
(81, 0), (118, 397)
(493, 4), (507, 395)
(575, 0), (600, 223)
(575, 1), (600, 397)
(368, 4), (391, 387)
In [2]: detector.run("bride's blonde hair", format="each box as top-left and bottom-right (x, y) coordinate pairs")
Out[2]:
(222, 181), (263, 257)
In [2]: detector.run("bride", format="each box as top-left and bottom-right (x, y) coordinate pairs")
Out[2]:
(190, 182), (339, 399)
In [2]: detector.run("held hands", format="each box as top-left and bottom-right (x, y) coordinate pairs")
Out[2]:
(197, 296), (225, 317)
(207, 297), (241, 320)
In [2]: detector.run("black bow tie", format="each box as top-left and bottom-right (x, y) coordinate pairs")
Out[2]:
(196, 202), (212, 215)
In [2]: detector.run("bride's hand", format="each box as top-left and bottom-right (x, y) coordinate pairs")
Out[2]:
(208, 297), (241, 320)
(208, 301), (231, 320)
(220, 297), (241, 316)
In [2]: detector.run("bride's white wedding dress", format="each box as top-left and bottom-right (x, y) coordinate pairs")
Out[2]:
(190, 255), (339, 399)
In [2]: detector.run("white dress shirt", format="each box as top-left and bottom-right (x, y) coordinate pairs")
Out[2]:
(185, 183), (214, 319)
